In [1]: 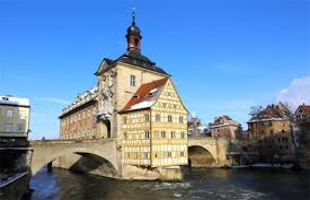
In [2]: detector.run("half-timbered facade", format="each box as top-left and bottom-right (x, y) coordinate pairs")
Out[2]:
(120, 78), (188, 167)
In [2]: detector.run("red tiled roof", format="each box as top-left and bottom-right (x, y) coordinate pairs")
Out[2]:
(300, 105), (310, 114)
(120, 78), (169, 113)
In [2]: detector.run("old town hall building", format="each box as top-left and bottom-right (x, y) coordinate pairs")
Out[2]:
(59, 12), (188, 170)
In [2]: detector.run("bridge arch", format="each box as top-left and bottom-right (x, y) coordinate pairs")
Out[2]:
(188, 145), (217, 167)
(30, 140), (118, 178)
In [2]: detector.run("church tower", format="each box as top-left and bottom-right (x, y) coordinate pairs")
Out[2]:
(126, 9), (142, 54)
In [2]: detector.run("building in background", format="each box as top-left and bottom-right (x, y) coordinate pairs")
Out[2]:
(0, 96), (30, 138)
(210, 115), (242, 140)
(247, 102), (294, 162)
(292, 104), (310, 167)
(0, 95), (31, 199)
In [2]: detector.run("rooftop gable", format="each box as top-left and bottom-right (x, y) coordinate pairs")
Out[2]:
(295, 104), (310, 116)
(119, 78), (169, 113)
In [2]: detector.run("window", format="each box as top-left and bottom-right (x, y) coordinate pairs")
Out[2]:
(130, 75), (136, 86)
(144, 152), (148, 159)
(282, 129), (285, 134)
(17, 123), (23, 132)
(144, 114), (150, 122)
(6, 109), (13, 118)
(168, 152), (172, 157)
(270, 129), (274, 135)
(161, 131), (166, 138)
(269, 122), (272, 127)
(168, 115), (172, 123)
(4, 123), (13, 132)
(162, 103), (166, 108)
(144, 131), (150, 139)
(123, 132), (127, 139)
(180, 152), (185, 157)
(181, 132), (185, 139)
(155, 153), (158, 158)
(155, 114), (161, 122)
(123, 116), (127, 124)
(179, 116), (183, 123)
(134, 38), (139, 47)
(171, 131), (175, 138)
(285, 145), (289, 150)
(19, 110), (25, 119)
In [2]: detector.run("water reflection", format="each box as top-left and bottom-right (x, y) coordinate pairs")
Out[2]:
(30, 167), (310, 200)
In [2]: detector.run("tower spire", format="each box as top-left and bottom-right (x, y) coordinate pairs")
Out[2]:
(132, 7), (136, 25)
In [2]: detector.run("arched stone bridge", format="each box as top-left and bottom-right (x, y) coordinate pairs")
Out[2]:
(188, 137), (229, 167)
(29, 139), (120, 177)
(29, 137), (230, 178)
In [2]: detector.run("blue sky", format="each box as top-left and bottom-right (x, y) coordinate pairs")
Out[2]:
(0, 0), (309, 139)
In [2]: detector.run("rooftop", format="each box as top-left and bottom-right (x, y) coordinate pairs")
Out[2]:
(0, 96), (30, 107)
(120, 78), (169, 113)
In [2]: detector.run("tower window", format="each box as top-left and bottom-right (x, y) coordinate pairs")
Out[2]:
(130, 75), (136, 86)
(134, 38), (139, 47)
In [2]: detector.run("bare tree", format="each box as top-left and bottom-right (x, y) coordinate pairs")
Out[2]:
(282, 101), (295, 116)
(249, 106), (264, 118)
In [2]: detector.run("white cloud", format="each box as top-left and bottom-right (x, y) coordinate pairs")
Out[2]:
(35, 97), (70, 105)
(276, 75), (310, 109)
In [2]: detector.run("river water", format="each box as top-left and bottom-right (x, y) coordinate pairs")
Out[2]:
(29, 167), (309, 200)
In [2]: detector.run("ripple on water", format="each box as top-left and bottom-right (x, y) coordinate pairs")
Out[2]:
(148, 182), (192, 191)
